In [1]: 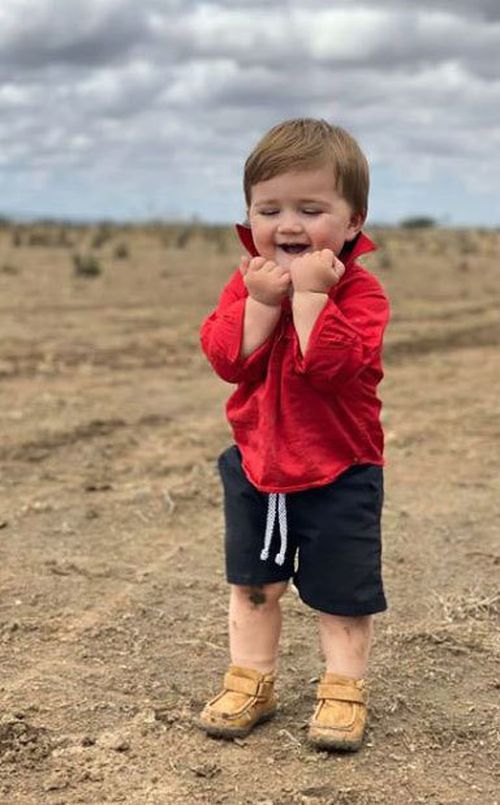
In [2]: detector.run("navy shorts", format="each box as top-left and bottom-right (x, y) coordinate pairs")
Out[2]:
(218, 445), (387, 616)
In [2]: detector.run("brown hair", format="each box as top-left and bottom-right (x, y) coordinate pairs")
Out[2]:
(244, 118), (369, 218)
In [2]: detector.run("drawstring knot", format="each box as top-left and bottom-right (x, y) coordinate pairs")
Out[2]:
(261, 492), (288, 566)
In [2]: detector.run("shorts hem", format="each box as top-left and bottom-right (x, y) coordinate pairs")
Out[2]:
(227, 573), (292, 587)
(298, 590), (388, 616)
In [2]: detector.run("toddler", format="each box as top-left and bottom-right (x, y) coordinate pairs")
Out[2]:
(199, 118), (390, 751)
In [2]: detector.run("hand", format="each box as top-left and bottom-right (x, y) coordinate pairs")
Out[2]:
(289, 249), (345, 294)
(240, 255), (291, 307)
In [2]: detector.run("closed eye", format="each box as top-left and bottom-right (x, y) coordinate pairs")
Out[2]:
(302, 209), (322, 216)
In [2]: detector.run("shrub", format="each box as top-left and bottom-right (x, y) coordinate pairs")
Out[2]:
(176, 226), (195, 249)
(378, 252), (393, 270)
(399, 216), (436, 229)
(11, 229), (23, 247)
(56, 228), (73, 248)
(28, 230), (52, 246)
(1, 263), (19, 275)
(73, 253), (102, 277)
(91, 225), (113, 249)
(203, 226), (229, 254)
(114, 242), (129, 259)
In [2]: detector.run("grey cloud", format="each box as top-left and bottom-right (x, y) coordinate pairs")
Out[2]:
(1, 2), (498, 81)
(0, 0), (151, 69)
(357, 0), (500, 21)
(0, 0), (498, 222)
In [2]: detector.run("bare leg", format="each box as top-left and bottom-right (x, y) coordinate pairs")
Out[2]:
(229, 582), (288, 674)
(318, 613), (374, 678)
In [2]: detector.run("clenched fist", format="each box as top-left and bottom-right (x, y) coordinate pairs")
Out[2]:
(240, 256), (291, 307)
(289, 249), (345, 294)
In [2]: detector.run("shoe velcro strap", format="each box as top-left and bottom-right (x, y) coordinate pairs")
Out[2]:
(224, 673), (262, 697)
(317, 683), (365, 704)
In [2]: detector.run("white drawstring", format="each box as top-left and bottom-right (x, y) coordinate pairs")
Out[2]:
(261, 492), (288, 566)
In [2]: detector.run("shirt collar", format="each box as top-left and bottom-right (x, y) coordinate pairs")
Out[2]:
(235, 223), (377, 270)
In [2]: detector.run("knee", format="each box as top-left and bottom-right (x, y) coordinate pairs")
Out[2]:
(232, 581), (288, 608)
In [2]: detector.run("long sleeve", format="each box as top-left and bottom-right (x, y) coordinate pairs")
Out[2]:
(200, 270), (275, 384)
(292, 270), (390, 391)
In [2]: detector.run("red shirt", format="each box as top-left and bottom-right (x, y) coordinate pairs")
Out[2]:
(200, 229), (390, 493)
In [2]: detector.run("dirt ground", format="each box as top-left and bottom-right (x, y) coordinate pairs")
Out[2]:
(0, 223), (499, 804)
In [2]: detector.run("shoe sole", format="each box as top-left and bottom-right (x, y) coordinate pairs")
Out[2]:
(308, 733), (363, 752)
(199, 708), (277, 740)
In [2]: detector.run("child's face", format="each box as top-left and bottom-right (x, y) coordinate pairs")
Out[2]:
(248, 166), (364, 269)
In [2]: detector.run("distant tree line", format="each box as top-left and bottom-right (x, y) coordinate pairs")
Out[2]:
(398, 216), (436, 229)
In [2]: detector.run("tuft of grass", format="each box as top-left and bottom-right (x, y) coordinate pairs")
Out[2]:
(56, 228), (73, 248)
(378, 251), (393, 270)
(27, 230), (52, 247)
(91, 225), (113, 250)
(436, 589), (499, 623)
(114, 242), (129, 260)
(73, 253), (103, 277)
(203, 226), (229, 254)
(11, 229), (23, 247)
(175, 226), (195, 249)
(1, 263), (20, 275)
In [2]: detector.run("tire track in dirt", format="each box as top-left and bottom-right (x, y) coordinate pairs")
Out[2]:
(0, 411), (207, 464)
(1, 438), (223, 700)
(0, 341), (202, 380)
(0, 543), (183, 699)
(385, 318), (500, 363)
(0, 302), (170, 315)
(391, 300), (497, 324)
(2, 309), (498, 382)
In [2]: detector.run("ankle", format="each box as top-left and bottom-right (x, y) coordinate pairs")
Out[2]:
(230, 658), (276, 675)
(324, 666), (366, 681)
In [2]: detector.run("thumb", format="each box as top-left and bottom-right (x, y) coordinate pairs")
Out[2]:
(320, 248), (335, 265)
(333, 256), (346, 276)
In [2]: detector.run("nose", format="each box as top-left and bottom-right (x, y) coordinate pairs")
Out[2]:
(277, 211), (303, 233)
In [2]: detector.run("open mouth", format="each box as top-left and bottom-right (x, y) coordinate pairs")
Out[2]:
(278, 244), (309, 254)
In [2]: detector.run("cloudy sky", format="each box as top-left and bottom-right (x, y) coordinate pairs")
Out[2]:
(1, 0), (499, 225)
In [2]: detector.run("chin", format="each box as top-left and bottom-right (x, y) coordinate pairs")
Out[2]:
(274, 254), (294, 269)
(274, 248), (310, 269)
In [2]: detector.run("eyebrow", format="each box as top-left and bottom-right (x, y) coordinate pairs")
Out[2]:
(254, 198), (330, 206)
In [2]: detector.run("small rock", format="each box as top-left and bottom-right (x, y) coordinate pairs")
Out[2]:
(84, 481), (112, 492)
(190, 762), (220, 779)
(98, 732), (130, 752)
(43, 775), (69, 792)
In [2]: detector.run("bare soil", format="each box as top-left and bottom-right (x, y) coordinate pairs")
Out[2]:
(0, 224), (499, 804)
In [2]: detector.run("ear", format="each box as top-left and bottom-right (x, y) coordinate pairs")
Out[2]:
(345, 211), (365, 242)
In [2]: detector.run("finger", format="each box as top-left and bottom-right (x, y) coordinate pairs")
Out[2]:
(320, 248), (335, 264)
(262, 260), (278, 272)
(333, 257), (345, 276)
(272, 264), (290, 277)
(249, 256), (266, 271)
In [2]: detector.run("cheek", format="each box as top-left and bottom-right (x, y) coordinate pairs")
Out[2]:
(310, 220), (335, 244)
(311, 218), (345, 249)
(251, 221), (273, 248)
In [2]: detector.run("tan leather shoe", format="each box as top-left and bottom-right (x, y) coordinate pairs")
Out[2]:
(308, 672), (367, 752)
(199, 665), (277, 739)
